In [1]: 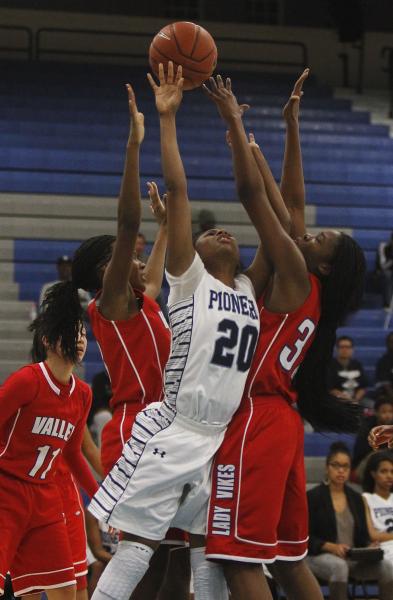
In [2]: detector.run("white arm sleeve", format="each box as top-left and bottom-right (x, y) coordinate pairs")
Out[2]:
(166, 253), (206, 306)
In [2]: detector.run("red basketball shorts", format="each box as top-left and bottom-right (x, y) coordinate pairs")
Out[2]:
(61, 473), (88, 591)
(206, 395), (308, 563)
(0, 472), (76, 596)
(101, 403), (187, 546)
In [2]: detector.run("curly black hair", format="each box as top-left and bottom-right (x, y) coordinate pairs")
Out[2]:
(29, 281), (83, 363)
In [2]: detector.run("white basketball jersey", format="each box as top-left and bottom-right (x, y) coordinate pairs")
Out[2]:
(164, 253), (259, 427)
(363, 492), (393, 560)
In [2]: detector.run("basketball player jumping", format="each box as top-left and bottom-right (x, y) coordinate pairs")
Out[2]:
(203, 72), (366, 600)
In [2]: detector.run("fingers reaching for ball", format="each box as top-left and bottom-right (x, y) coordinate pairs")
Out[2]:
(147, 181), (166, 225)
(126, 84), (145, 146)
(203, 75), (245, 123)
(147, 62), (184, 116)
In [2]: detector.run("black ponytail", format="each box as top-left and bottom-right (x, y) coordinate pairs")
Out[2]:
(29, 281), (83, 363)
(72, 235), (115, 291)
(294, 233), (366, 432)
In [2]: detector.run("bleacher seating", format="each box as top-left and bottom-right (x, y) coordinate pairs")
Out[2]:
(0, 58), (393, 393)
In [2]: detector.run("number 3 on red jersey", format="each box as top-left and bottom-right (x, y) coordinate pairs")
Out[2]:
(29, 445), (61, 479)
(279, 318), (316, 373)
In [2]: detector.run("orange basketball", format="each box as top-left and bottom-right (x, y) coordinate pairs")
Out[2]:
(149, 22), (217, 91)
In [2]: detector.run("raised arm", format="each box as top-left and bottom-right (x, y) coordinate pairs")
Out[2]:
(248, 133), (291, 233)
(143, 181), (167, 300)
(99, 84), (144, 320)
(204, 76), (310, 312)
(147, 62), (194, 276)
(280, 68), (309, 238)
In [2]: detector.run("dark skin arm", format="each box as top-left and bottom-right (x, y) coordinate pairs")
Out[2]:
(280, 68), (310, 239)
(143, 181), (168, 300)
(204, 76), (310, 312)
(99, 84), (144, 320)
(148, 62), (195, 277)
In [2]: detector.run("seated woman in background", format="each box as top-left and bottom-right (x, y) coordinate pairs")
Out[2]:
(307, 442), (393, 600)
(363, 451), (393, 565)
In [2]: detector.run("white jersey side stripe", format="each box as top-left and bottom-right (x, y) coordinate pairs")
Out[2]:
(0, 408), (21, 458)
(111, 321), (146, 403)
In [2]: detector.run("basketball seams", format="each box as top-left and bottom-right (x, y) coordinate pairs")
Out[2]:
(150, 44), (211, 76)
(190, 25), (200, 59)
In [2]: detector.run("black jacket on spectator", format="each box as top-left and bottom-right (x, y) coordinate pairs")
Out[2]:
(307, 483), (370, 555)
(376, 352), (393, 386)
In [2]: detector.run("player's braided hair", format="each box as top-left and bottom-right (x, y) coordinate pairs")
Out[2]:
(29, 281), (83, 363)
(362, 451), (393, 493)
(72, 235), (115, 291)
(294, 233), (366, 432)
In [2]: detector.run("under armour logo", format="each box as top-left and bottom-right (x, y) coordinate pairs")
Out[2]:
(153, 448), (166, 458)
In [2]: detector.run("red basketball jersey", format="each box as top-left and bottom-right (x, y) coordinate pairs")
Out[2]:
(87, 291), (171, 410)
(244, 274), (321, 404)
(0, 362), (91, 484)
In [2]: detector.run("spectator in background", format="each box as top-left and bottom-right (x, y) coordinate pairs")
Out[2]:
(376, 232), (393, 309)
(135, 232), (148, 263)
(352, 394), (393, 481)
(327, 336), (368, 404)
(38, 255), (91, 312)
(307, 442), (393, 600)
(363, 452), (393, 566)
(376, 332), (393, 397)
(90, 370), (112, 447)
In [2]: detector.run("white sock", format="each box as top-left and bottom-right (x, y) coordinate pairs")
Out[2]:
(91, 540), (154, 600)
(190, 546), (229, 600)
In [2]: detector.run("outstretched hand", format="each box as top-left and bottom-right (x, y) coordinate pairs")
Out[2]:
(282, 68), (310, 122)
(147, 62), (184, 116)
(203, 75), (247, 123)
(147, 181), (167, 225)
(369, 425), (393, 450)
(126, 84), (145, 145)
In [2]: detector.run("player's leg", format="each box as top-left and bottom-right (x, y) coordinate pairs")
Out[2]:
(222, 562), (273, 600)
(158, 546), (191, 600)
(269, 411), (323, 600)
(46, 586), (77, 600)
(91, 533), (159, 600)
(269, 560), (323, 600)
(131, 544), (171, 600)
(189, 534), (229, 600)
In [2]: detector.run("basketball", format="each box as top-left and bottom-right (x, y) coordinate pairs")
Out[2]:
(149, 22), (218, 91)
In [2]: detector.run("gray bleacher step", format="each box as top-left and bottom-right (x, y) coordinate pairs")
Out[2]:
(0, 239), (13, 260)
(0, 300), (31, 319)
(0, 193), (317, 239)
(0, 319), (32, 339)
(0, 339), (32, 361)
(0, 282), (19, 300)
(0, 262), (13, 281)
(305, 456), (326, 484)
(0, 359), (26, 383)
